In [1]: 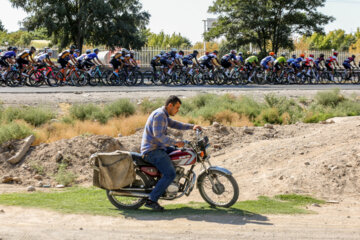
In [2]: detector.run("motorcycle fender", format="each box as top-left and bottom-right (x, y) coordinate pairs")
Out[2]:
(197, 166), (232, 186)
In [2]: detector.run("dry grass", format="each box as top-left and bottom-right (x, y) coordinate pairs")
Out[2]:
(33, 114), (149, 145)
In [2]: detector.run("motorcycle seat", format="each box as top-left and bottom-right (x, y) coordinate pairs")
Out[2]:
(130, 152), (154, 167)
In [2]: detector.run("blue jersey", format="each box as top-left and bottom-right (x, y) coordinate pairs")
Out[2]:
(236, 55), (244, 63)
(2, 51), (16, 59)
(294, 57), (305, 64)
(260, 56), (275, 65)
(344, 57), (354, 64)
(287, 58), (295, 65)
(314, 57), (324, 65)
(85, 53), (98, 61)
(221, 53), (236, 62)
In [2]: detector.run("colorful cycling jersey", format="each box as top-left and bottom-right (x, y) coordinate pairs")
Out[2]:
(175, 53), (183, 60)
(151, 54), (163, 61)
(343, 57), (354, 64)
(35, 53), (50, 62)
(18, 50), (32, 59)
(260, 56), (275, 65)
(326, 56), (338, 63)
(245, 56), (258, 64)
(314, 56), (324, 65)
(287, 58), (295, 65)
(111, 53), (122, 60)
(274, 56), (286, 64)
(1, 51), (16, 59)
(304, 57), (314, 66)
(183, 53), (197, 61)
(85, 53), (98, 61)
(236, 55), (244, 63)
(59, 50), (74, 60)
(221, 53), (236, 62)
(76, 54), (88, 62)
(293, 57), (305, 64)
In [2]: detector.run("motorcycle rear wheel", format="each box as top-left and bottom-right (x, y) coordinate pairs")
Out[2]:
(197, 170), (239, 208)
(106, 171), (149, 210)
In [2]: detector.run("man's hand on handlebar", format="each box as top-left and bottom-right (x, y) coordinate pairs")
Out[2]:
(193, 125), (202, 131)
(175, 141), (185, 148)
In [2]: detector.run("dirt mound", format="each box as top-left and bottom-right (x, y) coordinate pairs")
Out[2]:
(1, 117), (360, 201)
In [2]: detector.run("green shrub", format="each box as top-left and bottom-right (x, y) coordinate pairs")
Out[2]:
(0, 123), (33, 144)
(139, 98), (163, 114)
(91, 110), (109, 124)
(230, 96), (263, 120)
(70, 104), (102, 121)
(30, 163), (45, 175)
(61, 116), (75, 125)
(303, 112), (334, 123)
(2, 107), (24, 123)
(192, 94), (215, 108)
(315, 89), (345, 107)
(257, 108), (282, 124)
(21, 107), (55, 127)
(104, 99), (135, 117)
(334, 100), (360, 116)
(55, 163), (77, 186)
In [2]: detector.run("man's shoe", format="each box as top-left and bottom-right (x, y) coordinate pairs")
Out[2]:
(145, 199), (164, 211)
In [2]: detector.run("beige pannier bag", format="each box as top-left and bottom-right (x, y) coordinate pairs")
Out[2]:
(90, 150), (135, 190)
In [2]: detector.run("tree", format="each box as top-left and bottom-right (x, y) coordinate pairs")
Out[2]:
(193, 41), (219, 52)
(10, 0), (150, 51)
(146, 31), (191, 48)
(0, 20), (5, 32)
(206, 0), (334, 54)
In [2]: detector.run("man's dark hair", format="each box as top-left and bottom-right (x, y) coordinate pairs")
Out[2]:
(165, 95), (182, 106)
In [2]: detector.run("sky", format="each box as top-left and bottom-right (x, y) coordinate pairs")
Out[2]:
(0, 0), (360, 44)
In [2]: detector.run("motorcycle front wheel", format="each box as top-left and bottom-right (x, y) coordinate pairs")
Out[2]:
(106, 171), (150, 210)
(197, 170), (239, 208)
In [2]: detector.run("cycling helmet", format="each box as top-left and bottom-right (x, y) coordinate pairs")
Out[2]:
(205, 52), (210, 55)
(320, 53), (324, 58)
(86, 49), (91, 54)
(309, 54), (314, 58)
(93, 48), (99, 53)
(269, 52), (275, 56)
(352, 54), (356, 58)
(30, 46), (36, 51)
(171, 48), (177, 52)
(47, 49), (53, 55)
(179, 50), (184, 55)
(75, 49), (80, 53)
(160, 50), (165, 55)
(238, 52), (243, 55)
(70, 45), (76, 49)
(193, 50), (199, 55)
(281, 53), (286, 57)
(12, 47), (17, 51)
(333, 51), (338, 56)
(292, 54), (296, 58)
(300, 53), (305, 58)
(230, 49), (237, 54)
(213, 50), (219, 55)
(7, 46), (13, 51)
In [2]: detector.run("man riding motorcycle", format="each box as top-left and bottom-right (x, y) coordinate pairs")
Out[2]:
(141, 95), (202, 211)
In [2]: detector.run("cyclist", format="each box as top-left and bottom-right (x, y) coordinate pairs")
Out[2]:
(291, 53), (305, 73)
(150, 51), (165, 72)
(73, 49), (81, 58)
(0, 47), (18, 78)
(16, 46), (37, 74)
(76, 49), (91, 69)
(325, 51), (340, 82)
(57, 45), (77, 76)
(343, 54), (357, 80)
(314, 53), (325, 70)
(304, 54), (315, 76)
(182, 50), (200, 75)
(236, 52), (244, 66)
(110, 50), (124, 73)
(83, 48), (103, 74)
(287, 54), (296, 66)
(35, 49), (55, 68)
(129, 50), (138, 68)
(274, 53), (287, 77)
(245, 52), (259, 82)
(160, 48), (177, 75)
(174, 50), (184, 68)
(220, 50), (239, 76)
(260, 52), (276, 71)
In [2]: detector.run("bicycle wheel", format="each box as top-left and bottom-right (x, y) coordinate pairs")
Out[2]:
(88, 73), (99, 86)
(5, 71), (21, 87)
(29, 71), (45, 87)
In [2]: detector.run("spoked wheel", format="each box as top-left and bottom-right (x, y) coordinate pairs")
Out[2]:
(197, 170), (239, 208)
(106, 171), (149, 210)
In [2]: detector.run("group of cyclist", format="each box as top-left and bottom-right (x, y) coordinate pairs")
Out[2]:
(147, 47), (359, 82)
(0, 45), (105, 80)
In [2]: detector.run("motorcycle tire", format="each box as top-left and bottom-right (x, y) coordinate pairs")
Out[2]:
(106, 171), (150, 210)
(197, 169), (239, 208)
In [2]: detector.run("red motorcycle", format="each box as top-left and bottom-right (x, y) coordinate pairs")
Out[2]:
(107, 130), (239, 209)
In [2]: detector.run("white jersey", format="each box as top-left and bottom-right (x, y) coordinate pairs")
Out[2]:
(175, 53), (183, 60)
(35, 53), (50, 62)
(76, 54), (87, 62)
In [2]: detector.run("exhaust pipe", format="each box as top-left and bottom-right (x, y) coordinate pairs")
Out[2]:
(109, 190), (150, 198)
